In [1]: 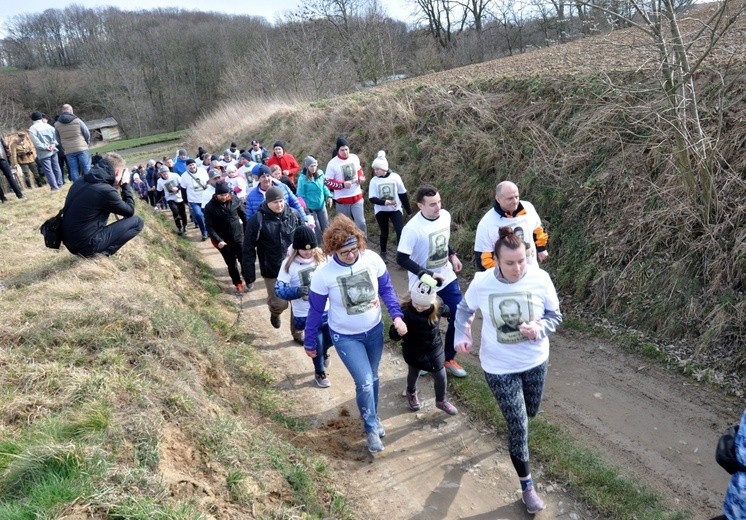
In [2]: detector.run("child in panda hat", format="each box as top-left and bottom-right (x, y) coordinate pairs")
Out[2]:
(275, 226), (334, 388)
(389, 273), (458, 415)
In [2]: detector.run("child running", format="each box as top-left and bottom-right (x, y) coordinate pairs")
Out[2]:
(390, 273), (458, 415)
(275, 226), (334, 388)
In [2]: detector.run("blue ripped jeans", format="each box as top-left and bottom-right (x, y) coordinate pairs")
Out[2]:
(331, 321), (383, 433)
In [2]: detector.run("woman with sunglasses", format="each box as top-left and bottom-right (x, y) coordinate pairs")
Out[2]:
(303, 215), (407, 454)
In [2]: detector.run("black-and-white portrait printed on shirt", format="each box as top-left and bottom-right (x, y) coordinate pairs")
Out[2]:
(488, 292), (534, 344)
(341, 163), (356, 182)
(426, 228), (449, 269)
(378, 182), (396, 202)
(337, 269), (377, 315)
(298, 265), (316, 290)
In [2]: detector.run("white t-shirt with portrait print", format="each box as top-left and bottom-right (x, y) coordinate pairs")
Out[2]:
(309, 250), (386, 335)
(277, 255), (329, 318)
(179, 167), (209, 204)
(461, 265), (560, 375)
(397, 209), (456, 290)
(368, 172), (407, 214)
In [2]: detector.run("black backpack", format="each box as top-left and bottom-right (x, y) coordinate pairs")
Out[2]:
(40, 185), (86, 249)
(716, 425), (746, 475)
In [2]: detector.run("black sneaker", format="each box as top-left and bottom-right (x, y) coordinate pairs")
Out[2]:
(270, 314), (281, 329)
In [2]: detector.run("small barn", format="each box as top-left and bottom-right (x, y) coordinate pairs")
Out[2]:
(85, 117), (122, 142)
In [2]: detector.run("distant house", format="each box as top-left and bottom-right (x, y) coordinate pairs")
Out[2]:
(85, 117), (122, 142)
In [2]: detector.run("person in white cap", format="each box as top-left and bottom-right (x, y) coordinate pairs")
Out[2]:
(389, 273), (458, 416)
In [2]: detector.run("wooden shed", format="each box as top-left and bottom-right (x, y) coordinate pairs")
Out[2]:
(85, 117), (122, 142)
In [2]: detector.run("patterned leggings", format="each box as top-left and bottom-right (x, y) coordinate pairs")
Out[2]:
(484, 360), (548, 477)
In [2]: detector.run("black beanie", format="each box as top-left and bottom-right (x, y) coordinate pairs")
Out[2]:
(185, 158), (196, 165)
(30, 111), (43, 121)
(265, 186), (284, 203)
(215, 181), (230, 195)
(293, 226), (317, 251)
(273, 141), (284, 150)
(336, 136), (349, 149)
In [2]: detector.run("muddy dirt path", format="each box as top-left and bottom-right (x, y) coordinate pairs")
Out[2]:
(190, 232), (740, 519)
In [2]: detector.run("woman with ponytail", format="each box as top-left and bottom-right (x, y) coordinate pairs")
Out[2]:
(454, 226), (562, 515)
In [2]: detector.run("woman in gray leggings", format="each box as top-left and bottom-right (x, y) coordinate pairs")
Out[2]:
(455, 226), (562, 515)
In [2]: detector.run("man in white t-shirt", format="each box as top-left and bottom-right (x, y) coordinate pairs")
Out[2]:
(180, 159), (209, 240)
(474, 181), (549, 271)
(397, 185), (467, 377)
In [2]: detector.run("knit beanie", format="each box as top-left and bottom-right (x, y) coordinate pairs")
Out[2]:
(240, 151), (252, 160)
(265, 186), (284, 203)
(215, 181), (230, 195)
(255, 164), (272, 177)
(304, 156), (317, 168)
(185, 158), (196, 165)
(411, 276), (437, 307)
(158, 165), (170, 174)
(292, 226), (317, 251)
(177, 149), (187, 157)
(208, 169), (222, 180)
(371, 150), (388, 171)
(336, 137), (349, 149)
(30, 111), (43, 121)
(273, 141), (284, 150)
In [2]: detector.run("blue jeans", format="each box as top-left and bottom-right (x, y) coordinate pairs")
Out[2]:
(297, 315), (333, 374)
(438, 279), (463, 362)
(331, 321), (383, 432)
(189, 202), (207, 236)
(66, 150), (90, 182)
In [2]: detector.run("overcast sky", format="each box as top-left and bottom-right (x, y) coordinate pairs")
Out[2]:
(0, 0), (416, 38)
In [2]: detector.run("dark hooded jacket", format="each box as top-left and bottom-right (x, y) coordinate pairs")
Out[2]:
(242, 201), (303, 284)
(204, 194), (246, 246)
(61, 159), (136, 255)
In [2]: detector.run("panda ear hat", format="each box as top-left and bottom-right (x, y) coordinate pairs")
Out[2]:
(411, 279), (436, 307)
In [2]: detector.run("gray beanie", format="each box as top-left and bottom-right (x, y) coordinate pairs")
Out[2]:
(304, 156), (317, 168)
(158, 165), (170, 173)
(265, 186), (284, 203)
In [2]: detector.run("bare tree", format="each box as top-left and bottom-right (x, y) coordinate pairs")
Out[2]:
(579, 0), (745, 222)
(410, 0), (468, 50)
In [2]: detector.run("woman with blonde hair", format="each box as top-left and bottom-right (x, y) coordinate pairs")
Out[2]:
(304, 215), (407, 454)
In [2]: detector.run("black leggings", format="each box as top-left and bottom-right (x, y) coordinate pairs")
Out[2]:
(484, 361), (548, 478)
(167, 200), (187, 229)
(375, 210), (404, 253)
(407, 365), (448, 402)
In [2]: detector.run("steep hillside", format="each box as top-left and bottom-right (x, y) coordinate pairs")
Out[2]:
(189, 3), (746, 383)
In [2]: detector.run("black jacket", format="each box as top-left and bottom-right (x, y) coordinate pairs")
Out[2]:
(61, 159), (136, 255)
(204, 194), (246, 245)
(390, 299), (450, 371)
(242, 202), (303, 283)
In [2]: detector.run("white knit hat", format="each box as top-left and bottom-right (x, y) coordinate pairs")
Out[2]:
(371, 150), (388, 171)
(411, 278), (436, 307)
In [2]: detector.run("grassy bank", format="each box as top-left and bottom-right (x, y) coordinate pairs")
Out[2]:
(0, 193), (351, 518)
(187, 71), (745, 380)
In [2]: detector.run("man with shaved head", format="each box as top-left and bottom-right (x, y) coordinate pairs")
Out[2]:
(54, 103), (91, 182)
(474, 181), (549, 271)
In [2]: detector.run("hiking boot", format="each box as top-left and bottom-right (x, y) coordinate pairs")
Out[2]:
(406, 389), (421, 411)
(323, 354), (331, 368)
(436, 400), (458, 415)
(366, 430), (384, 453)
(270, 314), (281, 329)
(202, 234), (208, 241)
(314, 371), (331, 388)
(375, 416), (386, 438)
(444, 359), (467, 377)
(522, 484), (546, 514)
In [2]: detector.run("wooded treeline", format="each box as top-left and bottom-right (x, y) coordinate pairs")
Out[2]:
(0, 0), (694, 137)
